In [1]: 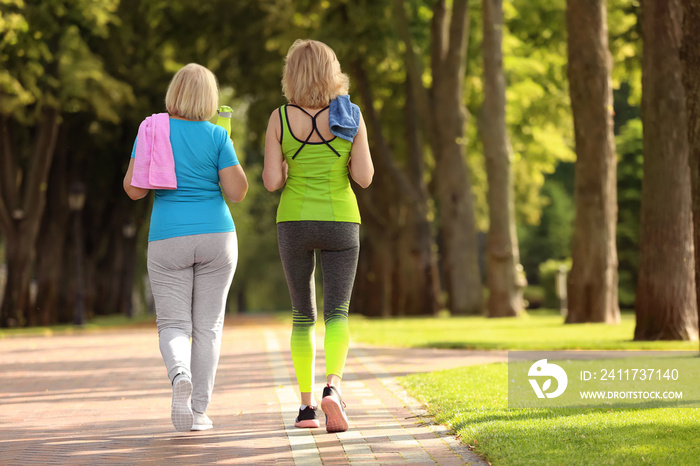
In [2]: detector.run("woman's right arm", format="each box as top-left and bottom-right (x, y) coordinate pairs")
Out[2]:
(123, 158), (150, 200)
(348, 114), (374, 188)
(262, 110), (288, 192)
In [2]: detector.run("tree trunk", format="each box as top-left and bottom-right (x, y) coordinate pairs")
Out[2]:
(482, 0), (522, 318)
(565, 0), (620, 324)
(1, 237), (33, 327)
(404, 75), (443, 315)
(395, 0), (483, 315)
(635, 0), (698, 340)
(0, 108), (60, 327)
(35, 217), (69, 326)
(680, 0), (700, 351)
(35, 129), (70, 326)
(431, 0), (483, 315)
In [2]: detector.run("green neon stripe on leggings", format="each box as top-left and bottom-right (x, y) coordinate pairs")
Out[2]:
(291, 308), (316, 393)
(324, 302), (350, 380)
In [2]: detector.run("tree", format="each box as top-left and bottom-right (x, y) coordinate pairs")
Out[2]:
(481, 0), (523, 317)
(680, 0), (700, 350)
(565, 0), (620, 323)
(635, 0), (698, 340)
(396, 0), (483, 315)
(0, 108), (59, 327)
(0, 0), (132, 326)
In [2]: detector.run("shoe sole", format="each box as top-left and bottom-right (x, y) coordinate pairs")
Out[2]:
(294, 419), (320, 428)
(321, 396), (348, 433)
(171, 377), (193, 432)
(191, 423), (213, 431)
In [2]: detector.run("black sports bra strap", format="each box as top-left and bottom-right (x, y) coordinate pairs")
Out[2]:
(311, 107), (329, 142)
(292, 123), (316, 159)
(287, 104), (340, 159)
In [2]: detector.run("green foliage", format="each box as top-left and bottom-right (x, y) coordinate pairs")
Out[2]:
(402, 363), (700, 465)
(466, 0), (575, 230)
(0, 0), (133, 122)
(608, 0), (641, 107)
(504, 0), (575, 225)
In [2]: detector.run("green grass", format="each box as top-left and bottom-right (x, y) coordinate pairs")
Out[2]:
(352, 311), (700, 463)
(401, 363), (700, 465)
(0, 313), (156, 338)
(349, 311), (698, 350)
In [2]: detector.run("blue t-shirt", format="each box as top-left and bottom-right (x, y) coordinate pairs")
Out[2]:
(130, 119), (239, 242)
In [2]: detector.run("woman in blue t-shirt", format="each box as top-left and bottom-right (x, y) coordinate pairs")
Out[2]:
(123, 63), (248, 432)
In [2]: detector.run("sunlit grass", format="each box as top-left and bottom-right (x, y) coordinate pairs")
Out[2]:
(401, 363), (700, 465)
(349, 310), (698, 351)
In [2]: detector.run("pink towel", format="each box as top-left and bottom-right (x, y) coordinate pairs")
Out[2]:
(131, 113), (177, 190)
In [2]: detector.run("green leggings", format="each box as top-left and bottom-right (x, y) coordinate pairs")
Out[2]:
(277, 221), (360, 393)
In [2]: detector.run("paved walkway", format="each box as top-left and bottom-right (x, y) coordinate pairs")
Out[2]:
(0, 316), (506, 465)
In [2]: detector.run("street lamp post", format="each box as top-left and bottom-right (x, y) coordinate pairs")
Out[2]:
(68, 182), (86, 326)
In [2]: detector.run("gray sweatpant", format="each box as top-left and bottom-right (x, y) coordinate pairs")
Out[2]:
(147, 232), (237, 414)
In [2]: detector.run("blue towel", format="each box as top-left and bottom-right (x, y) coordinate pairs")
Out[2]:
(329, 95), (360, 142)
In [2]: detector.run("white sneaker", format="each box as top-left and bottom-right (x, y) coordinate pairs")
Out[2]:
(192, 412), (213, 431)
(171, 374), (193, 432)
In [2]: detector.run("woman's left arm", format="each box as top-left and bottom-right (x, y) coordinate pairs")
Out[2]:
(219, 164), (248, 203)
(123, 158), (150, 200)
(262, 110), (287, 192)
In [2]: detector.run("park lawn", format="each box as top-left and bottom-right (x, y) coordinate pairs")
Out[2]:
(349, 311), (698, 350)
(352, 312), (699, 464)
(401, 363), (700, 465)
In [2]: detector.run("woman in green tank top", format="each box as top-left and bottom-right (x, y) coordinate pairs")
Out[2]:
(263, 39), (374, 433)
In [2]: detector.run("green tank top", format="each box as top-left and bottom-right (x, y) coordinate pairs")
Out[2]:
(276, 104), (361, 224)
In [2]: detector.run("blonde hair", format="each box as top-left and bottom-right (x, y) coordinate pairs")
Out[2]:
(282, 39), (349, 108)
(165, 63), (219, 120)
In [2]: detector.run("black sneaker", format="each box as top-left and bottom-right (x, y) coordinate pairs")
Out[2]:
(294, 405), (320, 428)
(321, 384), (348, 433)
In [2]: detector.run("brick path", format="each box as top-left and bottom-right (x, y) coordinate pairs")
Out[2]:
(0, 316), (506, 465)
